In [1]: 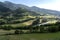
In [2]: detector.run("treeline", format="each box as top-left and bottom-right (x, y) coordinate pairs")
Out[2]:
(0, 22), (60, 34)
(0, 18), (35, 25)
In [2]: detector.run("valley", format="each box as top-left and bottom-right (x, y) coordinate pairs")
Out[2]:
(0, 1), (60, 40)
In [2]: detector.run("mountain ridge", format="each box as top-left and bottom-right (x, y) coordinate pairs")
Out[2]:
(0, 1), (60, 16)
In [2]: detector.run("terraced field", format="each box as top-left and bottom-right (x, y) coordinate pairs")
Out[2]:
(0, 15), (59, 40)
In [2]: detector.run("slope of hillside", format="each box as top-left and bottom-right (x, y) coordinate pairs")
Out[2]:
(0, 2), (11, 12)
(1, 1), (60, 16)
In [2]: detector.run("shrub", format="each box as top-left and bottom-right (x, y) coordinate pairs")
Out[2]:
(2, 25), (12, 30)
(15, 30), (24, 34)
(48, 26), (58, 33)
(15, 30), (20, 34)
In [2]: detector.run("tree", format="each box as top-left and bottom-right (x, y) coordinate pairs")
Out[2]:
(55, 21), (60, 31)
(3, 25), (12, 30)
(32, 17), (40, 25)
(48, 26), (58, 33)
(41, 18), (47, 23)
(29, 17), (40, 33)
(15, 30), (20, 34)
(15, 8), (28, 13)
(29, 25), (33, 33)
(15, 29), (23, 34)
(40, 25), (44, 33)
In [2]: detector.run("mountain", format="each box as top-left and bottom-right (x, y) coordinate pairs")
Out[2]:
(30, 6), (60, 15)
(0, 1), (60, 16)
(0, 1), (40, 17)
(3, 1), (29, 10)
(0, 2), (11, 12)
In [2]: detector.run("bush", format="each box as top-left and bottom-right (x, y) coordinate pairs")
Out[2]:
(15, 30), (20, 34)
(19, 30), (24, 34)
(48, 26), (58, 33)
(58, 26), (60, 31)
(15, 30), (23, 34)
(2, 25), (12, 30)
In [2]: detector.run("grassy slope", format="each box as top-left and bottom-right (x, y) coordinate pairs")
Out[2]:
(0, 32), (60, 40)
(0, 15), (59, 40)
(1, 15), (58, 27)
(2, 19), (34, 27)
(1, 16), (35, 27)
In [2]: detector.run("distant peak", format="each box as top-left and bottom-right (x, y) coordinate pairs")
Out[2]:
(31, 6), (39, 8)
(31, 6), (37, 8)
(4, 1), (11, 3)
(4, 1), (14, 4)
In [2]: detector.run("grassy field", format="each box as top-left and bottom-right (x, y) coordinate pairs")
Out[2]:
(0, 15), (59, 40)
(1, 19), (34, 28)
(0, 30), (60, 40)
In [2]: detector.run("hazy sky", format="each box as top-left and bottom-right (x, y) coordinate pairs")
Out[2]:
(0, 0), (60, 11)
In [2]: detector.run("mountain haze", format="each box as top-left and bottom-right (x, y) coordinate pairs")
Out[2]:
(0, 1), (60, 16)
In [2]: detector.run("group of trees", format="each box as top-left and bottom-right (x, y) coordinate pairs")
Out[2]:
(14, 22), (60, 34)
(0, 18), (34, 25)
(0, 25), (13, 30)
(1, 1), (60, 34)
(0, 17), (60, 34)
(28, 17), (60, 33)
(0, 23), (59, 34)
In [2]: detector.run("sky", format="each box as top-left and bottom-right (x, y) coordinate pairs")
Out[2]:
(0, 0), (60, 11)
